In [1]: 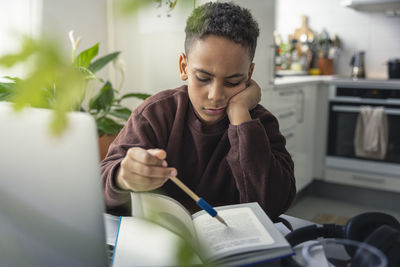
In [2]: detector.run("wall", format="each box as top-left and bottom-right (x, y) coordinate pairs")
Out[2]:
(0, 0), (109, 80)
(276, 0), (400, 79)
(0, 0), (42, 79)
(110, 0), (193, 108)
(41, 0), (108, 57)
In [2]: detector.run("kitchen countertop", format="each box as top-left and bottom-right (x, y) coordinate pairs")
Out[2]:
(274, 75), (400, 89)
(273, 75), (335, 87)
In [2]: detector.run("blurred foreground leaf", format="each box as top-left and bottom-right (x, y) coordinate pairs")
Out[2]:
(0, 37), (86, 135)
(114, 0), (156, 15)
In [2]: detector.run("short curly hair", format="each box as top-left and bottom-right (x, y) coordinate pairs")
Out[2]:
(185, 2), (259, 61)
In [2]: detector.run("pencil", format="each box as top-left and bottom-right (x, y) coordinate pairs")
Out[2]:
(168, 176), (228, 226)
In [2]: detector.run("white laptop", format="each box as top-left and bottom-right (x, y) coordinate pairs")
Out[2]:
(0, 102), (109, 267)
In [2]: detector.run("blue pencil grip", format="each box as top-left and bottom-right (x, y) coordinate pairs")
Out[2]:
(196, 198), (217, 217)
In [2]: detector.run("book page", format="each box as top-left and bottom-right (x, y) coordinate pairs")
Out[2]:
(112, 217), (202, 266)
(193, 207), (274, 258)
(274, 222), (291, 236)
(133, 193), (198, 246)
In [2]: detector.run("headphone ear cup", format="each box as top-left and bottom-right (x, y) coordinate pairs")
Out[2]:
(283, 224), (343, 267)
(344, 212), (400, 242)
(352, 225), (400, 267)
(343, 212), (400, 256)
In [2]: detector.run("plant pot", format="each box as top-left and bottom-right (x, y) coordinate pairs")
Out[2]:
(98, 134), (117, 161)
(318, 58), (333, 75)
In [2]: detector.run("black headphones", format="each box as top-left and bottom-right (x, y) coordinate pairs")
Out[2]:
(282, 212), (400, 267)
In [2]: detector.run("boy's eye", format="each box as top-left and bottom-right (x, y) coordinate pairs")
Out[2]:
(196, 76), (210, 83)
(225, 81), (241, 87)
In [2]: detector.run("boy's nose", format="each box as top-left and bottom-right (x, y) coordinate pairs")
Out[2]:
(208, 84), (225, 102)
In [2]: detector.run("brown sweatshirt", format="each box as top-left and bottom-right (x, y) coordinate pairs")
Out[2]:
(100, 85), (296, 220)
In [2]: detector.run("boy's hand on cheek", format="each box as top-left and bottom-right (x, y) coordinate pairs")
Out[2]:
(116, 147), (177, 192)
(229, 79), (261, 110)
(226, 79), (261, 125)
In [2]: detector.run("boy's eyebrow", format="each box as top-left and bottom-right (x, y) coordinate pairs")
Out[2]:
(194, 68), (245, 79)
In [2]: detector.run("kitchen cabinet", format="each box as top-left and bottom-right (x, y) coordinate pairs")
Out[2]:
(271, 77), (400, 194)
(341, 0), (400, 14)
(312, 84), (330, 181)
(269, 84), (318, 192)
(325, 167), (400, 193)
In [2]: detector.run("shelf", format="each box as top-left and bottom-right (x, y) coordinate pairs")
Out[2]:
(341, 0), (400, 13)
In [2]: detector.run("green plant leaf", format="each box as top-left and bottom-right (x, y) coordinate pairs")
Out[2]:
(77, 66), (100, 81)
(168, 0), (178, 10)
(0, 35), (150, 136)
(120, 92), (151, 101)
(89, 51), (120, 73)
(0, 37), (86, 136)
(96, 116), (124, 136)
(73, 43), (99, 68)
(89, 81), (114, 110)
(114, 0), (157, 16)
(109, 107), (132, 121)
(0, 38), (37, 68)
(4, 76), (21, 82)
(0, 82), (15, 101)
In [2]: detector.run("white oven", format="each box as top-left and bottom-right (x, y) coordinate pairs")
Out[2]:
(325, 81), (400, 193)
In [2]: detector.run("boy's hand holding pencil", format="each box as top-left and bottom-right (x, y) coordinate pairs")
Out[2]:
(116, 147), (176, 192)
(116, 147), (228, 226)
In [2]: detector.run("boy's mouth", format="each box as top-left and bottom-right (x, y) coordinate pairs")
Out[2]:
(203, 107), (226, 115)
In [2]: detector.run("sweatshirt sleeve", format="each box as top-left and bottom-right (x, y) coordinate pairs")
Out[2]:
(226, 111), (296, 219)
(100, 112), (158, 215)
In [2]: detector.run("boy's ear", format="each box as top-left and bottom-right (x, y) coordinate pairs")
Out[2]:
(179, 53), (188, 81)
(247, 63), (255, 81)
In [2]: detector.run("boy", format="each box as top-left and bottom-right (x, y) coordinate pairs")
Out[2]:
(101, 2), (296, 220)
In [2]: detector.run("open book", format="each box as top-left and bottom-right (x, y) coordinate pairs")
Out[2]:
(112, 193), (293, 266)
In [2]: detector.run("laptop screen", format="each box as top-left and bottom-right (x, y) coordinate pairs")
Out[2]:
(0, 102), (108, 267)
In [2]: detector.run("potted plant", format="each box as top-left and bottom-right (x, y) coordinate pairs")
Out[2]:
(69, 31), (151, 159)
(0, 33), (150, 160)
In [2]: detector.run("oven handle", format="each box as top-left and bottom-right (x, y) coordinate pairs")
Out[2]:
(332, 105), (400, 115)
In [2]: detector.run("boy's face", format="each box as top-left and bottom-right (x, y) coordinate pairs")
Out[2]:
(179, 35), (254, 125)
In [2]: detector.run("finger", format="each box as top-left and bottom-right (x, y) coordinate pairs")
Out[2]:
(129, 175), (168, 187)
(245, 79), (252, 88)
(147, 149), (168, 167)
(230, 85), (248, 99)
(147, 148), (167, 160)
(118, 167), (169, 192)
(128, 161), (177, 178)
(121, 157), (177, 178)
(127, 147), (165, 166)
(121, 173), (168, 192)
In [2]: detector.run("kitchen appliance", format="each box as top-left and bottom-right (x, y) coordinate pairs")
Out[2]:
(325, 80), (400, 192)
(388, 58), (400, 79)
(350, 51), (366, 79)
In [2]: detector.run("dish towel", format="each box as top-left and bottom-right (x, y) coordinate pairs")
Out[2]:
(354, 106), (388, 160)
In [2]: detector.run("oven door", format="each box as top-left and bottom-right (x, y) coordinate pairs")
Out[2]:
(326, 101), (400, 176)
